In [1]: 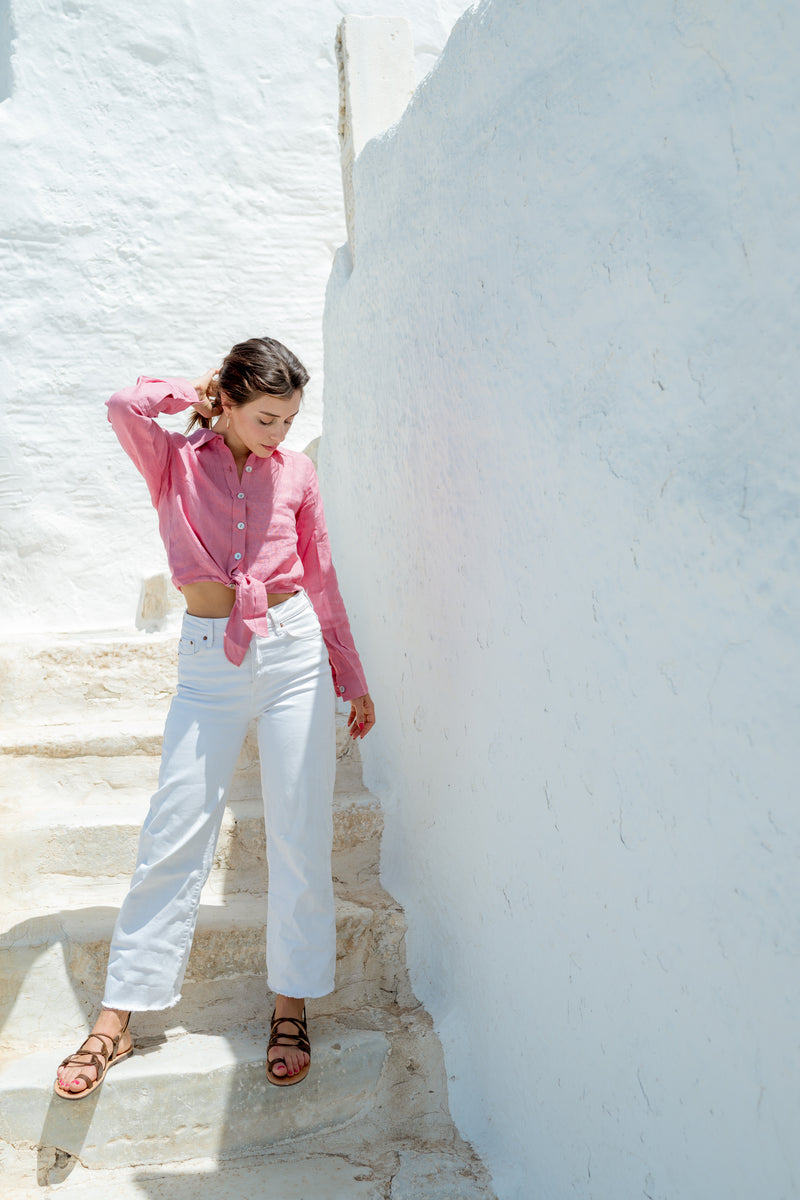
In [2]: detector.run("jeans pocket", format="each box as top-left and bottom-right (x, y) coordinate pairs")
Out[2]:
(278, 605), (322, 641)
(178, 617), (215, 656)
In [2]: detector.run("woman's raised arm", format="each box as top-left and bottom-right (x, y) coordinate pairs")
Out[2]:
(106, 376), (202, 506)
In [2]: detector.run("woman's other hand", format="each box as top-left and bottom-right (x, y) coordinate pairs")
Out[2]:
(190, 367), (221, 419)
(347, 694), (375, 739)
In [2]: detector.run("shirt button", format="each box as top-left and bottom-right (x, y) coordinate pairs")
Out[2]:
(339, 685), (346, 694)
(237, 522), (245, 530)
(245, 465), (253, 472)
(237, 492), (245, 499)
(234, 552), (242, 561)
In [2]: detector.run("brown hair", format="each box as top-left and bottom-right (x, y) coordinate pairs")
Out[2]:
(187, 336), (310, 432)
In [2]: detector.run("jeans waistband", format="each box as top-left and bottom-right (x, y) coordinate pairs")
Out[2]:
(180, 590), (309, 648)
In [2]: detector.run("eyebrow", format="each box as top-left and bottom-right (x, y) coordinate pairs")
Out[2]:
(257, 408), (300, 420)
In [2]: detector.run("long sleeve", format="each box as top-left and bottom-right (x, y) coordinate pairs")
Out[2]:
(296, 462), (368, 702)
(106, 376), (199, 505)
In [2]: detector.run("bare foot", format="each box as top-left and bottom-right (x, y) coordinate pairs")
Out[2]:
(56, 1009), (132, 1095)
(268, 995), (309, 1079)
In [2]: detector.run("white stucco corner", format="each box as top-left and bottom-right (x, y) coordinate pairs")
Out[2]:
(320, 1), (800, 1197)
(336, 15), (416, 256)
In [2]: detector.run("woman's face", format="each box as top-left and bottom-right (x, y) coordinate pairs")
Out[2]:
(221, 390), (302, 460)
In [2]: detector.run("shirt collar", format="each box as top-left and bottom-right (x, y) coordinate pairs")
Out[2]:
(189, 428), (284, 461)
(189, 428), (219, 448)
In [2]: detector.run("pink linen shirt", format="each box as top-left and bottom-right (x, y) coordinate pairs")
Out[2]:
(106, 377), (368, 701)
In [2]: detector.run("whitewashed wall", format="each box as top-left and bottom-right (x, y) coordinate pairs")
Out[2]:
(321, 2), (800, 1198)
(0, 0), (465, 630)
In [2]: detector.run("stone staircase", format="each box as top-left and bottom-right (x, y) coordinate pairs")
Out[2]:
(0, 632), (496, 1199)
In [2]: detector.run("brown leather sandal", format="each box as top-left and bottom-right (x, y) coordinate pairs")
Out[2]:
(266, 1007), (311, 1086)
(54, 1014), (133, 1100)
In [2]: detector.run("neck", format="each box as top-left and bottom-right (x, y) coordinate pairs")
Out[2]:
(213, 416), (249, 467)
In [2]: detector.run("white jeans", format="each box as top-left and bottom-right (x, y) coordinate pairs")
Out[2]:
(102, 590), (336, 1011)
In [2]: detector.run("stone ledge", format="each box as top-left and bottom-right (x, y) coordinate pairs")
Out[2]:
(1, 1010), (482, 1191)
(0, 890), (408, 1050)
(1, 712), (360, 759)
(0, 721), (166, 759)
(0, 633), (178, 726)
(0, 1021), (390, 1168)
(0, 787), (382, 897)
(6, 1149), (387, 1199)
(5, 1140), (496, 1200)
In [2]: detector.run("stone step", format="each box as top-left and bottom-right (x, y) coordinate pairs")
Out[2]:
(0, 632), (367, 776)
(0, 885), (411, 1052)
(0, 732), (363, 806)
(0, 708), (361, 759)
(0, 779), (382, 898)
(11, 1153), (385, 1200)
(6, 1143), (495, 1199)
(0, 631), (178, 726)
(0, 1018), (390, 1169)
(0, 1005), (484, 1187)
(0, 718), (167, 758)
(0, 616), (373, 714)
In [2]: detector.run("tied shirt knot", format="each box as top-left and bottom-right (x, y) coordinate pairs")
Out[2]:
(233, 570), (272, 637)
(223, 570), (272, 665)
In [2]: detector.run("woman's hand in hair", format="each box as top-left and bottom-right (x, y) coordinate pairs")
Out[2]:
(190, 367), (221, 418)
(347, 694), (375, 740)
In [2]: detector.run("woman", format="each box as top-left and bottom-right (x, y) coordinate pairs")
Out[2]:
(55, 336), (374, 1097)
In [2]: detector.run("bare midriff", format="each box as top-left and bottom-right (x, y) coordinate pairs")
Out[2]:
(180, 581), (295, 618)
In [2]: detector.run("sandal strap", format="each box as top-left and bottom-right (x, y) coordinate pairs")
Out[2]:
(267, 1010), (310, 1056)
(58, 1051), (104, 1073)
(268, 1028), (310, 1053)
(58, 1021), (129, 1074)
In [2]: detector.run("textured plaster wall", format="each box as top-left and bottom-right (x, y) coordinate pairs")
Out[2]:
(0, 0), (465, 630)
(321, 2), (800, 1198)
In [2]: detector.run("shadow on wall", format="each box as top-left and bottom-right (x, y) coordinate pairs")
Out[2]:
(0, 0), (13, 102)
